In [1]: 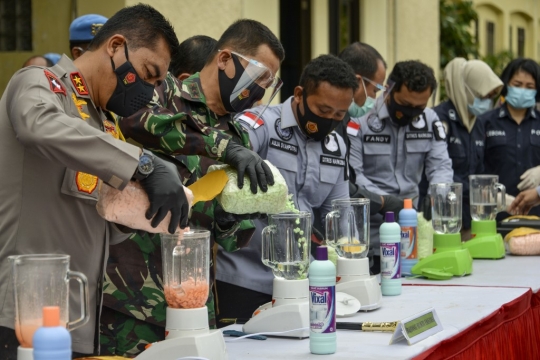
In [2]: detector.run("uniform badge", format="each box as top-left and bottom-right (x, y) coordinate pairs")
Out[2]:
(367, 114), (386, 133)
(238, 112), (264, 129)
(410, 114), (427, 131)
(238, 88), (250, 100)
(433, 120), (447, 141)
(305, 121), (318, 134)
(347, 120), (360, 136)
(44, 70), (66, 96)
(275, 118), (293, 141)
(499, 108), (505, 118)
(91, 23), (104, 36)
(441, 121), (449, 136)
(103, 120), (120, 139)
(322, 133), (341, 156)
(76, 172), (98, 194)
(71, 93), (89, 120)
(448, 109), (456, 121)
(189, 82), (201, 99)
(123, 72), (136, 85)
(70, 72), (89, 96)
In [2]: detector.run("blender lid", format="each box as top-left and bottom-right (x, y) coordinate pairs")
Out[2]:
(335, 292), (361, 317)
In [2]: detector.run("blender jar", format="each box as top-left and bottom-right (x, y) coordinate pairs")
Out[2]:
(261, 212), (311, 280)
(325, 198), (370, 259)
(161, 230), (210, 309)
(430, 183), (462, 234)
(469, 175), (506, 221)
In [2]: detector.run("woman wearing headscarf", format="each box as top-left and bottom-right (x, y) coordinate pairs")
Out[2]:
(433, 58), (503, 234)
(480, 58), (540, 219)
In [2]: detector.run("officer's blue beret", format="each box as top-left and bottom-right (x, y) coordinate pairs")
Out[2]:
(69, 14), (108, 42)
(43, 53), (61, 64)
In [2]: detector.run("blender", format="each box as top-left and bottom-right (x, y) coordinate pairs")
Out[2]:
(325, 198), (382, 311)
(136, 230), (227, 360)
(411, 183), (473, 279)
(462, 175), (506, 259)
(243, 212), (311, 338)
(9, 254), (89, 360)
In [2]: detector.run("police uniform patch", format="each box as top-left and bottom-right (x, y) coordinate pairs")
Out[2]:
(76, 172), (98, 194)
(433, 120), (447, 141)
(70, 72), (89, 96)
(71, 93), (89, 120)
(364, 134), (391, 143)
(238, 88), (250, 100)
(320, 155), (345, 167)
(367, 114), (386, 133)
(275, 118), (293, 141)
(44, 70), (66, 96)
(269, 138), (298, 155)
(123, 72), (136, 85)
(410, 113), (428, 131)
(305, 121), (318, 134)
(322, 133), (341, 156)
(448, 109), (456, 121)
(189, 82), (201, 99)
(238, 112), (264, 129)
(347, 120), (360, 136)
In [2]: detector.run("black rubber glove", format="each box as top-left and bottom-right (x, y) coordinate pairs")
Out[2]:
(139, 156), (189, 234)
(381, 195), (404, 220)
(214, 203), (264, 230)
(223, 141), (274, 194)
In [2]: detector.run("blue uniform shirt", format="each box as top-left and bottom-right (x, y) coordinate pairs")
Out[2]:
(433, 100), (485, 228)
(479, 104), (540, 217)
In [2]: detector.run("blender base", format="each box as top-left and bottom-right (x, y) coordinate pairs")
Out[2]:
(243, 278), (310, 338)
(411, 248), (473, 278)
(336, 257), (381, 311)
(464, 220), (505, 259)
(17, 346), (33, 360)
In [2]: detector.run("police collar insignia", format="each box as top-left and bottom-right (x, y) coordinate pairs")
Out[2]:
(71, 93), (89, 120)
(322, 133), (341, 156)
(70, 72), (89, 96)
(275, 118), (293, 141)
(44, 70), (66, 96)
(433, 120), (447, 141)
(409, 114), (427, 131)
(103, 120), (120, 139)
(499, 108), (505, 118)
(448, 109), (456, 121)
(367, 114), (386, 133)
(189, 82), (201, 99)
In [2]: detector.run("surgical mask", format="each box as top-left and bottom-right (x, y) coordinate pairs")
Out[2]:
(467, 97), (493, 116)
(296, 90), (347, 141)
(348, 78), (376, 118)
(387, 93), (425, 127)
(505, 86), (537, 109)
(218, 53), (267, 113)
(106, 44), (154, 117)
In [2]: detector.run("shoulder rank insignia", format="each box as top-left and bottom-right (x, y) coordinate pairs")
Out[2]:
(238, 112), (264, 129)
(44, 70), (66, 96)
(189, 82), (201, 99)
(70, 72), (89, 96)
(71, 93), (90, 120)
(75, 172), (98, 194)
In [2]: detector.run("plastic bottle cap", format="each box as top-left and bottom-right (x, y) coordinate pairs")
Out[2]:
(42, 306), (61, 327)
(404, 199), (412, 209)
(385, 212), (395, 222)
(316, 246), (328, 261)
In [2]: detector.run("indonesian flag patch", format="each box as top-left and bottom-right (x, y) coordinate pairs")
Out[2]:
(347, 120), (360, 136)
(238, 112), (264, 129)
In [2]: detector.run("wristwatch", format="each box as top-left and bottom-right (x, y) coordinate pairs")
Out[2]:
(133, 149), (155, 181)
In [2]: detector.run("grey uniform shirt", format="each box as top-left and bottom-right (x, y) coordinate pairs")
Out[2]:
(348, 97), (453, 200)
(216, 97), (349, 294)
(0, 55), (139, 353)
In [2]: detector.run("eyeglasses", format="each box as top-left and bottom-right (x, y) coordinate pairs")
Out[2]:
(363, 77), (386, 92)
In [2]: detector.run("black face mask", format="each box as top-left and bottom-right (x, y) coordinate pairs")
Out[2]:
(218, 54), (266, 113)
(106, 44), (154, 117)
(296, 91), (347, 141)
(387, 93), (425, 127)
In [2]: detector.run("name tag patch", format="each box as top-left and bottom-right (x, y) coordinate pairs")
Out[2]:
(364, 135), (391, 143)
(406, 132), (433, 140)
(320, 155), (346, 167)
(487, 130), (505, 137)
(270, 138), (298, 155)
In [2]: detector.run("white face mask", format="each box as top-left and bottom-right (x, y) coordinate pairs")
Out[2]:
(348, 78), (376, 118)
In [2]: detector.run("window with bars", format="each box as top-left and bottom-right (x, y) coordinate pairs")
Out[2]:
(0, 0), (32, 51)
(486, 21), (495, 56)
(517, 27), (525, 57)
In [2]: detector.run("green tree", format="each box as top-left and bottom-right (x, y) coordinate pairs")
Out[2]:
(440, 0), (478, 69)
(481, 50), (514, 76)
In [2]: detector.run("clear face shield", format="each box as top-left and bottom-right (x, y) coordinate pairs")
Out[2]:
(225, 51), (283, 125)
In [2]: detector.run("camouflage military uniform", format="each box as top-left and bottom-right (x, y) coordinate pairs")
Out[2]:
(100, 73), (255, 357)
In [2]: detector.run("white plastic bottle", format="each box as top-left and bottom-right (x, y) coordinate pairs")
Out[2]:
(309, 246), (336, 354)
(400, 199), (418, 276)
(380, 212), (402, 295)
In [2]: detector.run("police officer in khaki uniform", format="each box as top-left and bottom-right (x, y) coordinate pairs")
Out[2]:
(0, 5), (187, 358)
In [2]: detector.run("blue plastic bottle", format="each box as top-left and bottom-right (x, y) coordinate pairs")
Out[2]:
(309, 246), (336, 354)
(380, 212), (402, 295)
(399, 199), (418, 277)
(33, 306), (71, 360)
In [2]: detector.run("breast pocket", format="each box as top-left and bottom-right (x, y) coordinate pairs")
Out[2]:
(267, 146), (298, 189)
(448, 142), (467, 175)
(363, 142), (392, 178)
(405, 140), (431, 180)
(319, 163), (342, 184)
(484, 135), (506, 172)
